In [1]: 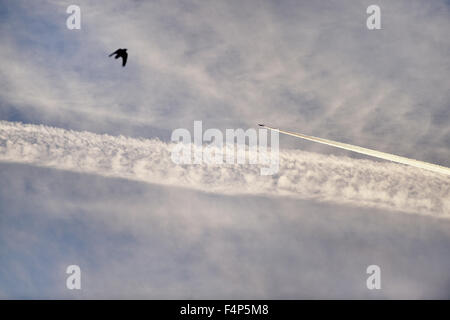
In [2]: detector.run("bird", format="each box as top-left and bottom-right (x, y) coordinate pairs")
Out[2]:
(108, 48), (128, 67)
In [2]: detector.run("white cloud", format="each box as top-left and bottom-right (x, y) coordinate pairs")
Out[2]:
(1, 0), (450, 299)
(1, 0), (449, 166)
(1, 160), (450, 299)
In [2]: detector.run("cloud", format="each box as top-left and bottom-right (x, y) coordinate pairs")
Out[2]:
(1, 120), (449, 217)
(0, 0), (449, 167)
(1, 161), (450, 299)
(0, 0), (449, 299)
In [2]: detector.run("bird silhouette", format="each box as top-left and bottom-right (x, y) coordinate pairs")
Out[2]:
(109, 48), (128, 67)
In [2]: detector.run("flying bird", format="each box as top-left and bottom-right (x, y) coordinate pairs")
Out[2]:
(109, 48), (128, 67)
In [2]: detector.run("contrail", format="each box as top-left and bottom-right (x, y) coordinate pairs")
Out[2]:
(259, 124), (450, 176)
(1, 121), (449, 217)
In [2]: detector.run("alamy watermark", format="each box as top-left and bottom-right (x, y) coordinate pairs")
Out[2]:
(366, 5), (381, 30)
(170, 121), (279, 175)
(66, 5), (81, 30)
(66, 265), (81, 290)
(366, 265), (381, 290)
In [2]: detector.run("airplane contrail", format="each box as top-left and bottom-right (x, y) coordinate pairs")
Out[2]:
(1, 121), (449, 217)
(259, 124), (450, 176)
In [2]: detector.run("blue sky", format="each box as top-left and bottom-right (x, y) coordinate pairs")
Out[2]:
(0, 0), (449, 298)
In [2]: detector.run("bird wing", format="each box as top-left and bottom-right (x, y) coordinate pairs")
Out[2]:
(122, 52), (128, 66)
(109, 49), (119, 57)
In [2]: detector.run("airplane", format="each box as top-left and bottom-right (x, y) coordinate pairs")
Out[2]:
(257, 123), (450, 176)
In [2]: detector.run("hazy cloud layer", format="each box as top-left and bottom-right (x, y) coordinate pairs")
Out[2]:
(0, 0), (449, 166)
(1, 0), (449, 299)
(1, 162), (450, 299)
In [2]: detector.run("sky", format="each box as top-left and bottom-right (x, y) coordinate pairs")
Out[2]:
(0, 0), (449, 298)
